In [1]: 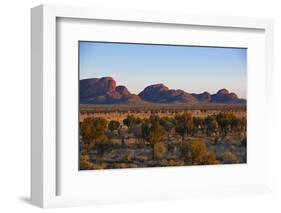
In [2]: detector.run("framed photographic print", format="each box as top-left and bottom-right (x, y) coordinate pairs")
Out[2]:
(31, 4), (274, 208)
(78, 41), (247, 170)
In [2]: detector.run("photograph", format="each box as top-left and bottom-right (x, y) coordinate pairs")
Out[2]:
(79, 41), (247, 170)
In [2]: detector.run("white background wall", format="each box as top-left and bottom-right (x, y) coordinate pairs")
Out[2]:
(0, 0), (280, 212)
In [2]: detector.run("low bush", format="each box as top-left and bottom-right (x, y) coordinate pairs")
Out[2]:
(154, 142), (166, 160)
(223, 151), (239, 164)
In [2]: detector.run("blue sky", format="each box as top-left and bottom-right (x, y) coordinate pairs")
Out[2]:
(79, 42), (247, 99)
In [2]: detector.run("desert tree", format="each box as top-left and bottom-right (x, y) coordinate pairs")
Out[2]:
(193, 117), (205, 135)
(175, 113), (193, 142)
(216, 112), (233, 136)
(149, 114), (161, 123)
(123, 115), (142, 127)
(118, 127), (127, 146)
(204, 115), (218, 136)
(148, 120), (162, 159)
(230, 116), (240, 132)
(128, 124), (143, 144)
(160, 117), (174, 140)
(141, 118), (162, 159)
(80, 117), (108, 152)
(141, 119), (150, 142)
(108, 120), (120, 132)
(107, 120), (120, 139)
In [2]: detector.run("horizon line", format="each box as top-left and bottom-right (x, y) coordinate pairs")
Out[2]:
(80, 76), (247, 99)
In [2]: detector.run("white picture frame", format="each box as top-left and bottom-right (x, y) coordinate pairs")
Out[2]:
(31, 4), (274, 208)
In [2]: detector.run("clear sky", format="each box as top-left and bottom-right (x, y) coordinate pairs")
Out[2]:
(79, 41), (247, 99)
